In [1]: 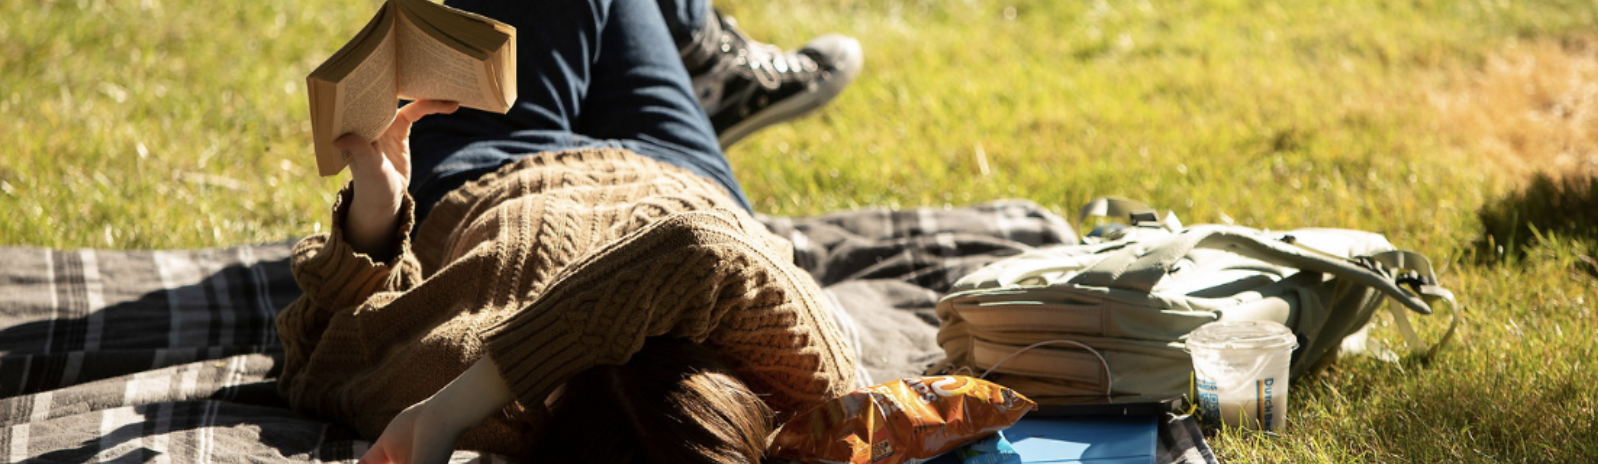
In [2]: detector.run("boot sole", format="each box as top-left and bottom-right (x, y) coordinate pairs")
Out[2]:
(719, 35), (863, 148)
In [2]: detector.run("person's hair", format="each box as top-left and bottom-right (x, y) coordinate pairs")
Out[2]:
(532, 337), (774, 464)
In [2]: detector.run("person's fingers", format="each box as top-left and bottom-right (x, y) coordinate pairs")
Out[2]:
(387, 100), (459, 139)
(396, 99), (460, 123)
(385, 101), (457, 142)
(389, 148), (410, 183)
(373, 134), (409, 182)
(335, 133), (384, 172)
(380, 100), (456, 181)
(334, 133), (378, 157)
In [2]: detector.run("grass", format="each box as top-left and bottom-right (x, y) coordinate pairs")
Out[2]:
(4, 0), (1597, 461)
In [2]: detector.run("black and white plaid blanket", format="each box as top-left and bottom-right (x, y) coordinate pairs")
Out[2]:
(0, 201), (1212, 463)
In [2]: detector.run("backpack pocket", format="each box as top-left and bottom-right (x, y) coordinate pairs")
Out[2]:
(966, 335), (1192, 398)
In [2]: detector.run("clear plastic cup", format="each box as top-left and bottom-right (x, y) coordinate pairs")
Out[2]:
(1186, 320), (1299, 431)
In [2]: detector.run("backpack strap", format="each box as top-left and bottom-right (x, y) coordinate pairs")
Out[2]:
(1368, 250), (1461, 358)
(1067, 225), (1437, 316)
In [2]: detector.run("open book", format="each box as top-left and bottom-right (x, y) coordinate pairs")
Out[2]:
(307, 0), (517, 176)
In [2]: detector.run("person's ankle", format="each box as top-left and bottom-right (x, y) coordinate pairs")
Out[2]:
(677, 9), (725, 77)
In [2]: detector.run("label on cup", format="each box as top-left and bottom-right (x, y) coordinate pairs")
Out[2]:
(1196, 377), (1220, 424)
(1196, 375), (1285, 431)
(1258, 377), (1280, 428)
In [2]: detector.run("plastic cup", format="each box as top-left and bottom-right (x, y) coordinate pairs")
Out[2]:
(1186, 320), (1299, 431)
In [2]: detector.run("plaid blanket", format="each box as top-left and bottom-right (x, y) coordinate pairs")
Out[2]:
(0, 201), (1212, 463)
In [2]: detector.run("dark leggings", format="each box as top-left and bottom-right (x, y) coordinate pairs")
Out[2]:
(406, 0), (749, 221)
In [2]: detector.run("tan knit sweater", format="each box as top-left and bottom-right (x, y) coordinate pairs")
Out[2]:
(275, 149), (859, 459)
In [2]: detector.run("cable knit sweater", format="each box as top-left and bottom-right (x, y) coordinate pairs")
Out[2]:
(275, 148), (859, 459)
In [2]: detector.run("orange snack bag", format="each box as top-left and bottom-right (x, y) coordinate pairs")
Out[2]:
(769, 376), (1036, 464)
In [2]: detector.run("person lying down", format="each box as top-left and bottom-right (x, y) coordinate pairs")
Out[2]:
(275, 0), (867, 462)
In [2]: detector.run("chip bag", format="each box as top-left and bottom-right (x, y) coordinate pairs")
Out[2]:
(769, 376), (1036, 464)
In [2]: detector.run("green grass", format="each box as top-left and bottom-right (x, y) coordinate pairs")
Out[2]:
(4, 0), (1597, 461)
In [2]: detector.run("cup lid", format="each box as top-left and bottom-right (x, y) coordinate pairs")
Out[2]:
(1186, 320), (1299, 351)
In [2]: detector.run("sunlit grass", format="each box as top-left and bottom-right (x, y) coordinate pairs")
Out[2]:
(4, 0), (1596, 461)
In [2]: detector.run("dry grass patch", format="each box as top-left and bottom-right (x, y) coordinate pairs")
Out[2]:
(1433, 37), (1598, 181)
(1441, 38), (1598, 266)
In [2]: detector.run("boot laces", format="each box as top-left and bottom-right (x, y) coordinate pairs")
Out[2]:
(718, 18), (818, 90)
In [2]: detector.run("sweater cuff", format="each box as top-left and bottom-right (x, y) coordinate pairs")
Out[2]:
(290, 181), (418, 309)
(483, 303), (594, 412)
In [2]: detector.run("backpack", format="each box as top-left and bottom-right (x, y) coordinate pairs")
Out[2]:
(927, 198), (1459, 402)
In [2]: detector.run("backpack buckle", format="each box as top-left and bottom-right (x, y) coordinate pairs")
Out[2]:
(1129, 209), (1160, 227)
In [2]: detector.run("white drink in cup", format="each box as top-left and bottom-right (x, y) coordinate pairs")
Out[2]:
(1186, 320), (1299, 431)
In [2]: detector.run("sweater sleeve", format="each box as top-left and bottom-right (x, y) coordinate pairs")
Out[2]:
(276, 182), (425, 398)
(482, 209), (858, 416)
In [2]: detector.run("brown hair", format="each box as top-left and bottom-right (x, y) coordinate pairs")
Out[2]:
(533, 337), (774, 464)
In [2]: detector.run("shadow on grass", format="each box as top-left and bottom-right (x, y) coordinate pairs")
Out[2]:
(1474, 172), (1598, 275)
(1287, 358), (1598, 461)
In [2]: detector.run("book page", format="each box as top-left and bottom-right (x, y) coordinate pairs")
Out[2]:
(395, 13), (499, 111)
(331, 27), (399, 145)
(489, 23), (517, 111)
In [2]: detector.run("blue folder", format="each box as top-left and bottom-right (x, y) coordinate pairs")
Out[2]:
(923, 415), (1158, 464)
(1002, 415), (1157, 464)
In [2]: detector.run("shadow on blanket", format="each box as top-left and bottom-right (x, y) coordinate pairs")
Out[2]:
(0, 201), (1075, 462)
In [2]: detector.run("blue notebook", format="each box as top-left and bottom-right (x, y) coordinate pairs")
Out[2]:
(999, 416), (1158, 464)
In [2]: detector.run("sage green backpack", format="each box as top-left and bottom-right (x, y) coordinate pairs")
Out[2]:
(928, 198), (1459, 402)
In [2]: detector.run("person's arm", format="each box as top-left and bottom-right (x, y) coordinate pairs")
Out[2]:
(278, 99), (460, 321)
(357, 356), (514, 464)
(276, 99), (464, 435)
(481, 210), (860, 419)
(338, 99), (460, 260)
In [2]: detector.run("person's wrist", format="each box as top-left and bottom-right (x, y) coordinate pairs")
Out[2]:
(417, 393), (474, 437)
(418, 358), (514, 435)
(350, 160), (401, 213)
(349, 185), (401, 231)
(345, 169), (403, 258)
(344, 203), (399, 259)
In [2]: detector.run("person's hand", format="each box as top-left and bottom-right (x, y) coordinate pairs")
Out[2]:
(357, 400), (464, 464)
(335, 100), (460, 259)
(357, 358), (514, 464)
